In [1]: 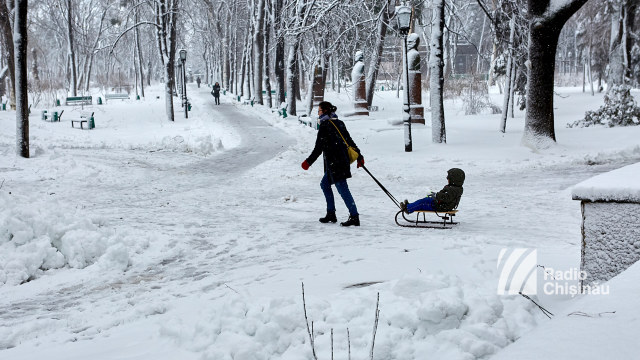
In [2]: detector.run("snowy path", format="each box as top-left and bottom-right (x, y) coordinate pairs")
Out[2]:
(0, 98), (299, 350)
(2, 88), (640, 359)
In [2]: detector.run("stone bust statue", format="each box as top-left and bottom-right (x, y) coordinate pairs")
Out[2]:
(407, 33), (420, 71)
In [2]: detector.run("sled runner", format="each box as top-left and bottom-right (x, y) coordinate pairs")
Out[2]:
(395, 210), (458, 229)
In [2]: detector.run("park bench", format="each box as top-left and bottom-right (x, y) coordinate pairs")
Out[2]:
(71, 111), (95, 130)
(65, 96), (92, 106)
(297, 115), (319, 130)
(240, 97), (254, 106)
(41, 109), (64, 122)
(395, 210), (459, 229)
(105, 93), (130, 100)
(272, 106), (288, 118)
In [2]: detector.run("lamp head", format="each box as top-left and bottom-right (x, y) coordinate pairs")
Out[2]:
(396, 4), (412, 35)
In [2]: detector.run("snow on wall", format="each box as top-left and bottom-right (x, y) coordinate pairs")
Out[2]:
(572, 162), (640, 202)
(581, 202), (640, 285)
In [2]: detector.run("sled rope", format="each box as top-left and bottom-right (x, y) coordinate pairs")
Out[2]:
(361, 165), (402, 209)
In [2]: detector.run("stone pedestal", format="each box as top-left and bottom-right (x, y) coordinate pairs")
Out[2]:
(407, 33), (424, 125)
(409, 70), (424, 124)
(312, 64), (325, 108)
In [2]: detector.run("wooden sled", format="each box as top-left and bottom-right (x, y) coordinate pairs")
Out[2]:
(395, 209), (459, 229)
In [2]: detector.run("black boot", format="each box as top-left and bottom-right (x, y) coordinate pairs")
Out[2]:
(319, 211), (337, 223)
(340, 214), (360, 227)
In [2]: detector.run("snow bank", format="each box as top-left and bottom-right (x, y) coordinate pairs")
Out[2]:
(492, 261), (640, 360)
(162, 274), (538, 360)
(0, 192), (149, 286)
(572, 162), (640, 202)
(131, 134), (224, 156)
(0, 85), (238, 160)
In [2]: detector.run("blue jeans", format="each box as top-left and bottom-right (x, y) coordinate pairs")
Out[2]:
(320, 173), (358, 216)
(406, 196), (436, 213)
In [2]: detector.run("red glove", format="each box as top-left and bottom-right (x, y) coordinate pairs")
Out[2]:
(301, 160), (310, 170)
(357, 155), (364, 168)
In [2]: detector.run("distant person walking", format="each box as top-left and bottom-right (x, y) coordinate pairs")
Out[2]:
(196, 77), (201, 88)
(301, 101), (365, 227)
(212, 82), (221, 105)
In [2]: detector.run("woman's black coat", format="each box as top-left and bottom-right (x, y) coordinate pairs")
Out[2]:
(306, 118), (360, 184)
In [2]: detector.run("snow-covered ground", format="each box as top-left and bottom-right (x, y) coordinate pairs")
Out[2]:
(1, 84), (639, 359)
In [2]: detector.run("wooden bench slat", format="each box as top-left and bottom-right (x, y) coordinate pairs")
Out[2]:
(413, 210), (458, 214)
(65, 96), (92, 106)
(105, 93), (130, 99)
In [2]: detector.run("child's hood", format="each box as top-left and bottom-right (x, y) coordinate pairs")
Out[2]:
(447, 168), (465, 187)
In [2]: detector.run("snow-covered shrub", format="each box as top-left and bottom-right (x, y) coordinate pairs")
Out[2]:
(568, 85), (640, 128)
(444, 77), (466, 99)
(462, 75), (500, 115)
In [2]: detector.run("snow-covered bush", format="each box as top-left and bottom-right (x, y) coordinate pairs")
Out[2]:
(568, 85), (640, 128)
(462, 75), (501, 115)
(444, 77), (466, 99)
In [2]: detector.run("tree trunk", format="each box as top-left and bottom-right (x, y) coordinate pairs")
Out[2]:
(510, 63), (516, 118)
(304, 67), (313, 115)
(67, 0), (77, 96)
(430, 0), (446, 143)
(147, 57), (152, 86)
(157, 0), (178, 122)
(296, 46), (303, 101)
(365, 0), (391, 107)
(286, 40), (299, 116)
(588, 43), (594, 95)
(239, 49), (246, 97)
(274, 6), (285, 105)
(500, 18), (515, 133)
(477, 15), (487, 73)
(252, 0), (265, 105)
(263, 11), (272, 109)
(0, 1), (15, 109)
(14, 0), (28, 158)
(608, 0), (636, 87)
(523, 0), (589, 146)
(30, 47), (38, 81)
(524, 25), (559, 143)
(135, 8), (145, 98)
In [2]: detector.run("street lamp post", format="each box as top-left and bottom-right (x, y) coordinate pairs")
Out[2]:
(397, 3), (412, 152)
(179, 49), (188, 119)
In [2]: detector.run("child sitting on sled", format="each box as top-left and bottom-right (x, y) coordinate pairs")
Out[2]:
(400, 168), (465, 214)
